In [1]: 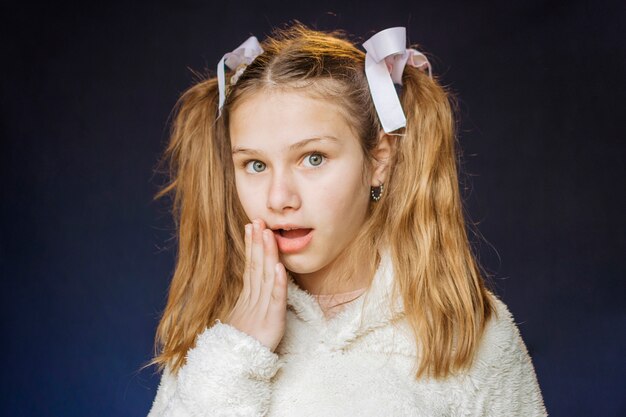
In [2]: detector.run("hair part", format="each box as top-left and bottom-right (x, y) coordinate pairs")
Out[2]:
(150, 22), (494, 379)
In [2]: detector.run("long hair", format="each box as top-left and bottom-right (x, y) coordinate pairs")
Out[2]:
(150, 23), (494, 379)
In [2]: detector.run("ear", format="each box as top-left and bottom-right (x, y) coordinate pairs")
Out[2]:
(370, 131), (396, 187)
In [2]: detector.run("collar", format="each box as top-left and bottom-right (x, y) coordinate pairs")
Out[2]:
(284, 250), (405, 350)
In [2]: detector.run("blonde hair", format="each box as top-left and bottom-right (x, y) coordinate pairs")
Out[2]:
(150, 23), (494, 379)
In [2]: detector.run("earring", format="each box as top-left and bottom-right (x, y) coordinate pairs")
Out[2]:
(370, 183), (384, 202)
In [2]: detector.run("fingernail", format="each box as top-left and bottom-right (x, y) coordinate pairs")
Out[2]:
(253, 220), (260, 232)
(245, 224), (251, 234)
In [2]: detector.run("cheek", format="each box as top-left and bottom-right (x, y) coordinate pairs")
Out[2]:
(315, 163), (369, 227)
(235, 175), (262, 219)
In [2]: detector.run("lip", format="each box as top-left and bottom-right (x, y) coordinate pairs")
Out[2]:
(271, 227), (314, 254)
(270, 223), (309, 231)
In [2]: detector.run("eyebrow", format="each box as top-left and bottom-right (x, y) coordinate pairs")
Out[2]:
(231, 136), (341, 155)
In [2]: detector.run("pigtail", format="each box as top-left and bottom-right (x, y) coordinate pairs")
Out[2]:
(386, 66), (494, 378)
(151, 77), (246, 374)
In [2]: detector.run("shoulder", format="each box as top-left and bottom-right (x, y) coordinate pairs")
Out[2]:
(147, 365), (178, 417)
(478, 293), (529, 361)
(463, 293), (547, 416)
(471, 292), (538, 376)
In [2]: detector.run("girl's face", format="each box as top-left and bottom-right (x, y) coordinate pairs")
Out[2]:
(229, 90), (374, 280)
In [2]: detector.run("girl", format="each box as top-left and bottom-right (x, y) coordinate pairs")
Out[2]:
(147, 24), (547, 416)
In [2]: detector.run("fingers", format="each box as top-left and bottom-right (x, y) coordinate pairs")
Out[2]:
(268, 262), (288, 318)
(244, 218), (286, 317)
(259, 228), (279, 311)
(262, 229), (277, 284)
(241, 223), (252, 301)
(248, 219), (264, 303)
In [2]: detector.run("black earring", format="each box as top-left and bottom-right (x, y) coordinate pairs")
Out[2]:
(370, 183), (384, 202)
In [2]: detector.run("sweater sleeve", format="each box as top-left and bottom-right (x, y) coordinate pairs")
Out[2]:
(463, 298), (548, 417)
(147, 321), (281, 417)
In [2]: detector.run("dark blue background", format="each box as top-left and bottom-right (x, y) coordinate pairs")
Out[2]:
(2, 1), (624, 416)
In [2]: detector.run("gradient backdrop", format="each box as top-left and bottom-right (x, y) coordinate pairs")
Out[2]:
(2, 1), (624, 416)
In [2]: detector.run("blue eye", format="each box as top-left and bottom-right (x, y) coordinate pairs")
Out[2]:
(245, 160), (266, 173)
(304, 153), (325, 167)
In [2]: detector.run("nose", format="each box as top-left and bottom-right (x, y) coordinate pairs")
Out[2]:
(266, 169), (301, 212)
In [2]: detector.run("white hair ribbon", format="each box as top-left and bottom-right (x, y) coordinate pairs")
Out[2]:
(217, 36), (264, 115)
(362, 27), (432, 133)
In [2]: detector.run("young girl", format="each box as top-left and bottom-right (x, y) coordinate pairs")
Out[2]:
(147, 24), (547, 416)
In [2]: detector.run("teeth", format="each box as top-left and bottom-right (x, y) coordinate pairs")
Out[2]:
(277, 227), (299, 236)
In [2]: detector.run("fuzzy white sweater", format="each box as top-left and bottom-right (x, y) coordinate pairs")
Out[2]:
(148, 253), (547, 416)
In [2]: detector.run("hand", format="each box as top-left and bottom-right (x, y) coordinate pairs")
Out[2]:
(224, 219), (288, 352)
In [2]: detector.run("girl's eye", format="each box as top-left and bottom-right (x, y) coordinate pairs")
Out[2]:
(245, 160), (266, 173)
(304, 153), (326, 167)
(242, 153), (326, 174)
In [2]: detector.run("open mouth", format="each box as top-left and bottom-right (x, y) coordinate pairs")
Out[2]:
(272, 228), (314, 254)
(276, 228), (313, 238)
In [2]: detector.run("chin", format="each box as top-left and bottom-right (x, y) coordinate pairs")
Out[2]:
(280, 252), (325, 275)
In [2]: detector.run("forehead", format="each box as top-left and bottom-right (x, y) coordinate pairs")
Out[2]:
(228, 89), (357, 151)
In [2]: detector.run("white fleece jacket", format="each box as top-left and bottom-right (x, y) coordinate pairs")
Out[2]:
(148, 253), (547, 416)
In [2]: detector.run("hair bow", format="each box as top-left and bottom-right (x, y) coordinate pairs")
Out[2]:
(217, 36), (264, 115)
(362, 27), (432, 133)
